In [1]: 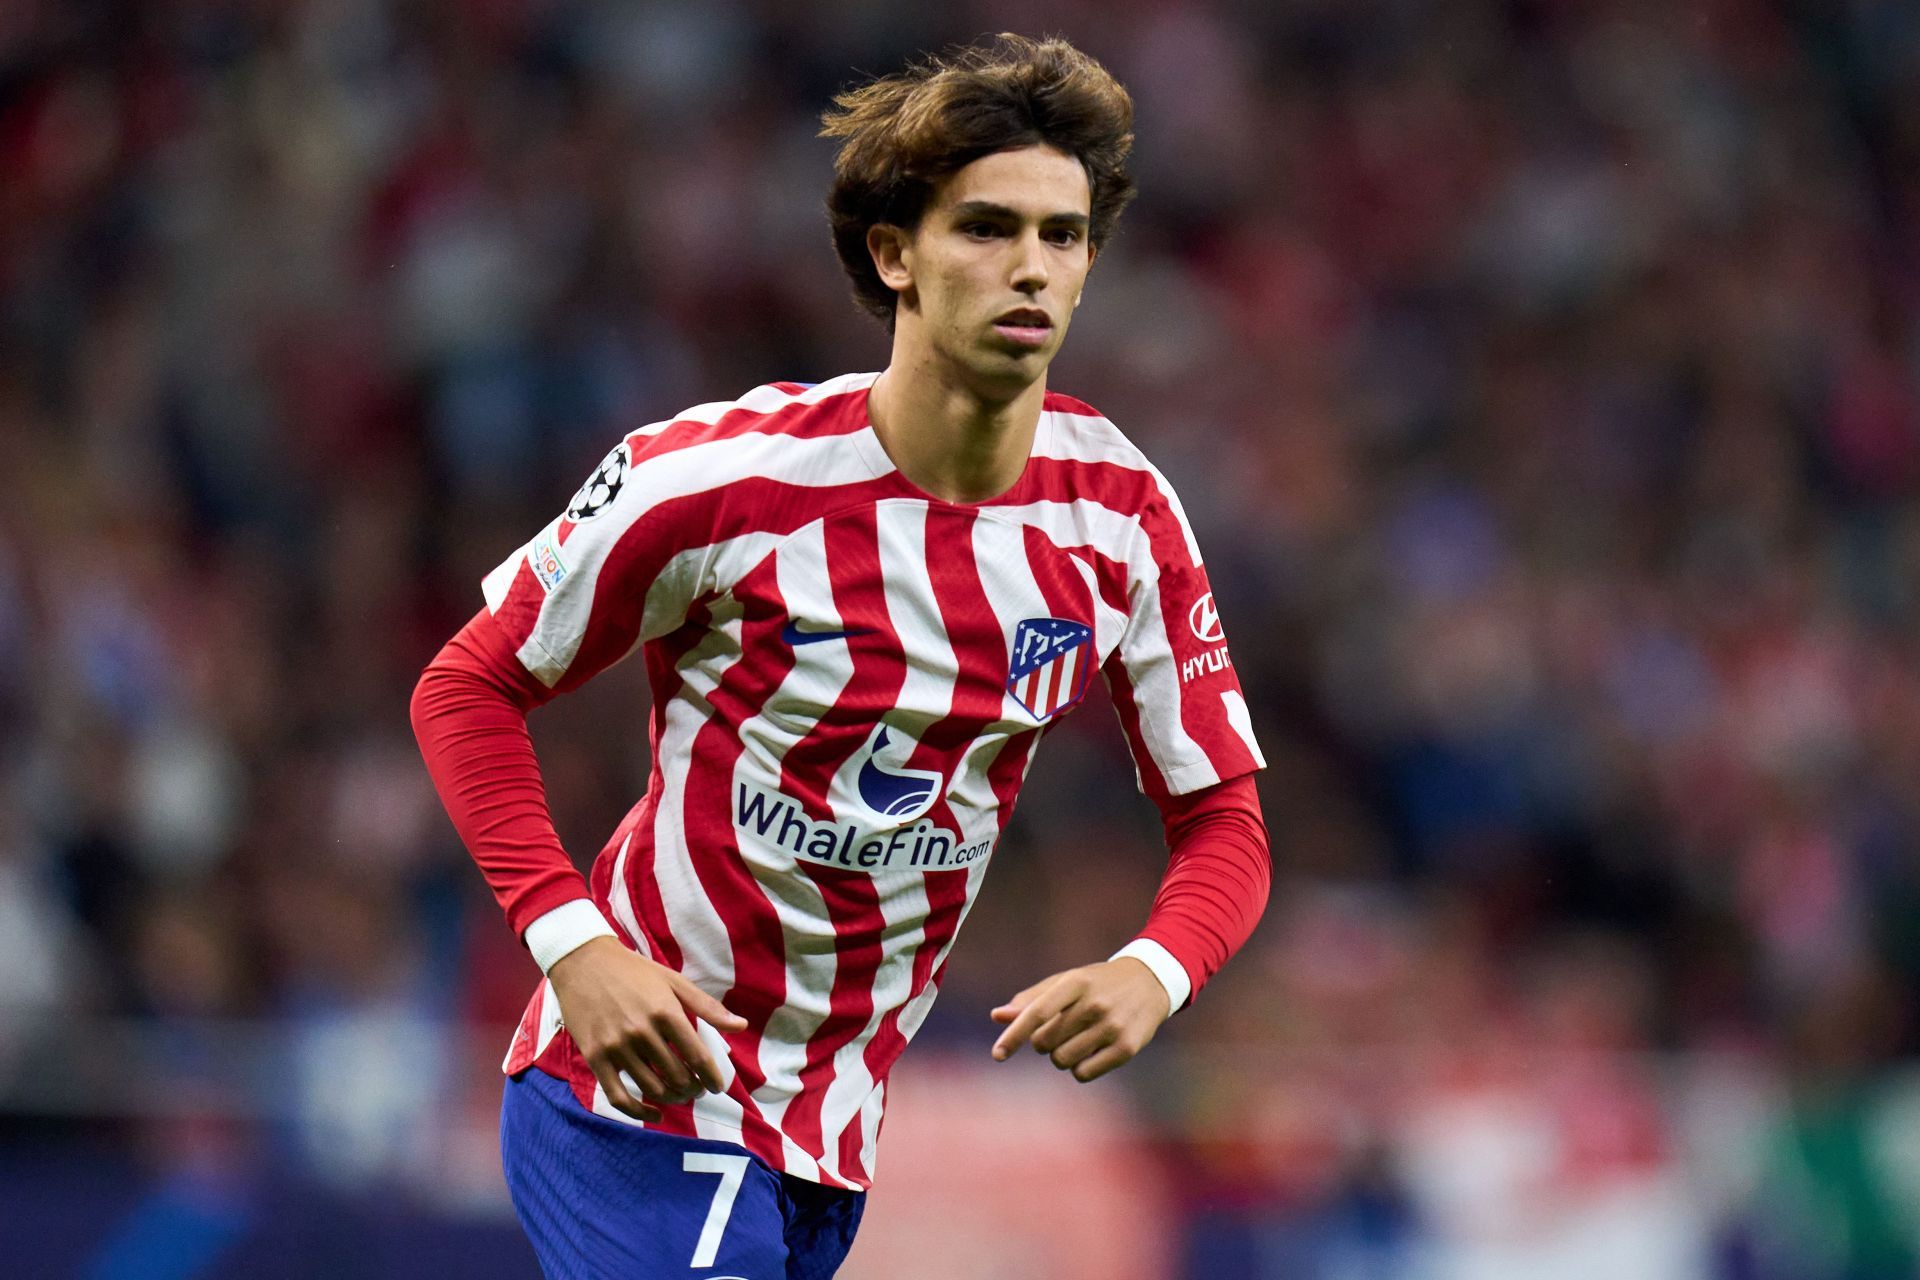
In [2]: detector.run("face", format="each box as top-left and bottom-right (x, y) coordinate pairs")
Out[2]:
(869, 145), (1097, 395)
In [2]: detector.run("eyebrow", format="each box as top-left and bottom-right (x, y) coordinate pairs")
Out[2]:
(948, 200), (1090, 229)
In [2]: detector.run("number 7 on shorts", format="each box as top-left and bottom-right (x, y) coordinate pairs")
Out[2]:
(683, 1152), (752, 1268)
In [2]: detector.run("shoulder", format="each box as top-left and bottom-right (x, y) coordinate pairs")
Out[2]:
(1042, 389), (1162, 478)
(625, 372), (880, 455)
(559, 373), (880, 523)
(1039, 390), (1179, 507)
(1039, 389), (1204, 566)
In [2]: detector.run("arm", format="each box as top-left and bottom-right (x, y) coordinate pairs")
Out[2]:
(993, 460), (1269, 1079)
(1117, 772), (1271, 1006)
(408, 609), (586, 939)
(989, 774), (1270, 1080)
(411, 609), (744, 1119)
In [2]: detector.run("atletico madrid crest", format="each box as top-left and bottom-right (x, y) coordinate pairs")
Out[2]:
(1007, 617), (1093, 723)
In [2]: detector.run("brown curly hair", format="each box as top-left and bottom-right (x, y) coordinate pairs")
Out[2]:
(820, 33), (1137, 325)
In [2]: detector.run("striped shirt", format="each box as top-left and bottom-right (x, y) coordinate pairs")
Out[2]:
(486, 372), (1264, 1189)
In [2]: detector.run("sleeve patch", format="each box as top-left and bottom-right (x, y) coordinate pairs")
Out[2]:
(530, 534), (569, 593)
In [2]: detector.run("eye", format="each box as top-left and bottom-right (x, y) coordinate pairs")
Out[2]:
(962, 222), (1002, 239)
(1045, 227), (1083, 247)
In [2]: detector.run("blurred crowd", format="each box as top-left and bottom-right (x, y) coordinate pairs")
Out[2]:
(5, 0), (1920, 1276)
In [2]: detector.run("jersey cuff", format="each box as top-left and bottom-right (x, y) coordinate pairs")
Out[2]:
(1111, 938), (1192, 1014)
(523, 899), (618, 974)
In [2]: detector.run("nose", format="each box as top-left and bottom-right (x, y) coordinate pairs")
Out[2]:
(1011, 228), (1049, 295)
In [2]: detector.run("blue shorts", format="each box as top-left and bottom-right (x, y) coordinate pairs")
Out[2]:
(500, 1069), (866, 1280)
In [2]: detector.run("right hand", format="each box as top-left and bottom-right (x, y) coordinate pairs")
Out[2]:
(547, 937), (749, 1122)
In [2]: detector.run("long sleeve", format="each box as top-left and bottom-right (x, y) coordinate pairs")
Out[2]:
(410, 609), (615, 965)
(1113, 773), (1271, 1010)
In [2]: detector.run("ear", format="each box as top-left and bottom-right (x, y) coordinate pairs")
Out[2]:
(867, 223), (915, 297)
(1077, 241), (1097, 308)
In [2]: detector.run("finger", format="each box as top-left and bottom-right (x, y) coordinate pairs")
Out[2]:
(992, 979), (1081, 1060)
(672, 975), (750, 1033)
(595, 1063), (664, 1122)
(630, 1024), (698, 1098)
(1031, 1001), (1103, 1055)
(1048, 1021), (1119, 1072)
(657, 1009), (729, 1095)
(989, 977), (1053, 1021)
(608, 1045), (669, 1100)
(1071, 1041), (1136, 1083)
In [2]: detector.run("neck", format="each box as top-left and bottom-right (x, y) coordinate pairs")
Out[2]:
(868, 333), (1046, 505)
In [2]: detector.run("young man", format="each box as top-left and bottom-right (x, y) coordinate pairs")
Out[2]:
(413, 33), (1269, 1279)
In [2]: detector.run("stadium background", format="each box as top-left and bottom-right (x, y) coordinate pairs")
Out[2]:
(4, 0), (1920, 1276)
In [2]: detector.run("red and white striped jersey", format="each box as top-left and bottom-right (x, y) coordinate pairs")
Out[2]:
(483, 372), (1264, 1189)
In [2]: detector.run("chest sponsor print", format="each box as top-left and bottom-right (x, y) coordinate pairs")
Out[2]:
(730, 723), (993, 874)
(856, 727), (941, 820)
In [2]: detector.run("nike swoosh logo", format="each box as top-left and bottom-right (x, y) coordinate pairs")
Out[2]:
(781, 620), (877, 646)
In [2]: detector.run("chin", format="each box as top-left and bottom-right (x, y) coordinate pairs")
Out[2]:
(974, 353), (1050, 395)
(940, 341), (1048, 394)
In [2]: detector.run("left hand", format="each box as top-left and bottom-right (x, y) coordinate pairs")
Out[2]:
(989, 958), (1172, 1082)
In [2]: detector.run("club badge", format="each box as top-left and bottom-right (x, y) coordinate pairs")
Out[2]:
(1007, 617), (1093, 722)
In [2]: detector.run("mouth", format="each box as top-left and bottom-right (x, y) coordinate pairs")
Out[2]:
(991, 307), (1053, 349)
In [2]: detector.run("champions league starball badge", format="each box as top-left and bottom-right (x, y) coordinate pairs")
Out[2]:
(566, 442), (630, 521)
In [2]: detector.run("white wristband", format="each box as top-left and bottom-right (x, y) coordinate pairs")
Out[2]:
(523, 899), (619, 974)
(1110, 938), (1192, 1014)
